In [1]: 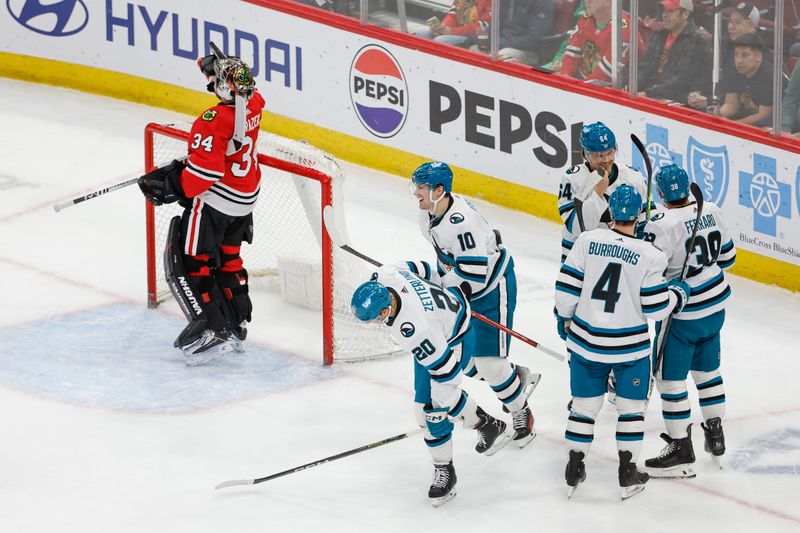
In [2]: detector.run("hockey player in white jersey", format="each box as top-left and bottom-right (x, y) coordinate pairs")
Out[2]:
(555, 185), (691, 500)
(557, 122), (649, 263)
(409, 162), (539, 449)
(642, 164), (736, 477)
(351, 267), (511, 507)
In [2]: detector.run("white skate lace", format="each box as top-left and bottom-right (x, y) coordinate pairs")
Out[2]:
(512, 408), (530, 431)
(657, 440), (677, 459)
(432, 467), (450, 488)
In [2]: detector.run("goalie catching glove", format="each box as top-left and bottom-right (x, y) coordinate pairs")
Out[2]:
(138, 159), (187, 206)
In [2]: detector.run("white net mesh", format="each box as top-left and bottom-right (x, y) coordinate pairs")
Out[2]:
(146, 123), (401, 363)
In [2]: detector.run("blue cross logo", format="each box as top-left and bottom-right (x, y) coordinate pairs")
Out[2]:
(632, 123), (683, 177)
(739, 154), (791, 237)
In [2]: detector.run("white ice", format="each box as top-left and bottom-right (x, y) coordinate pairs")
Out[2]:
(1, 78), (799, 532)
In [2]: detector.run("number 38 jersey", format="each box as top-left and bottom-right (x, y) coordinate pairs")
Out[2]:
(374, 267), (471, 383)
(419, 194), (512, 301)
(555, 228), (679, 363)
(644, 201), (736, 320)
(180, 90), (266, 216)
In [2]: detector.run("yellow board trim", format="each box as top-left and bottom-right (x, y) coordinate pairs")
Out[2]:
(2, 52), (798, 291)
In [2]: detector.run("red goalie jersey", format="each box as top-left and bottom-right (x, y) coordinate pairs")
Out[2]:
(559, 13), (643, 83)
(180, 90), (266, 216)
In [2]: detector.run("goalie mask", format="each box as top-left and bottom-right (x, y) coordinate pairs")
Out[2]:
(213, 58), (255, 102)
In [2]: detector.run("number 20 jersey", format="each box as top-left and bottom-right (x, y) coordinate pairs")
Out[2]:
(555, 228), (678, 363)
(181, 90), (266, 216)
(375, 267), (471, 383)
(644, 201), (736, 320)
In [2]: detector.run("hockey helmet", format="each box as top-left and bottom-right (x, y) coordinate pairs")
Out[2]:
(213, 58), (255, 102)
(655, 164), (691, 203)
(609, 184), (642, 222)
(579, 122), (617, 153)
(411, 162), (453, 194)
(351, 281), (391, 322)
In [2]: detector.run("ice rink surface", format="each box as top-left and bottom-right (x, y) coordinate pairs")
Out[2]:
(1, 78), (799, 532)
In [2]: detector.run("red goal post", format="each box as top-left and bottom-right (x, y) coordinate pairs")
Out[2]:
(143, 123), (400, 365)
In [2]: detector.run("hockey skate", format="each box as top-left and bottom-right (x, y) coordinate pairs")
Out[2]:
(619, 450), (649, 500)
(510, 404), (537, 448)
(428, 462), (457, 507)
(701, 417), (725, 468)
(180, 328), (234, 366)
(228, 322), (247, 353)
(515, 364), (542, 401)
(474, 407), (511, 456)
(565, 450), (586, 499)
(645, 424), (696, 478)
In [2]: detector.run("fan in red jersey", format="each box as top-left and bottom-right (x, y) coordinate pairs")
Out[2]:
(139, 48), (265, 366)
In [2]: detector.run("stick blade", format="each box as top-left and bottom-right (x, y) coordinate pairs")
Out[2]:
(322, 205), (348, 248)
(214, 479), (256, 490)
(689, 181), (703, 206)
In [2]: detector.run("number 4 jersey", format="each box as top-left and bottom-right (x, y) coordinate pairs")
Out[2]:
(181, 90), (266, 216)
(555, 227), (680, 363)
(644, 201), (736, 320)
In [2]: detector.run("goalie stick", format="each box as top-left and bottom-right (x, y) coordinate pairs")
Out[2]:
(53, 155), (189, 212)
(653, 182), (704, 376)
(631, 133), (654, 221)
(323, 207), (565, 362)
(215, 428), (425, 489)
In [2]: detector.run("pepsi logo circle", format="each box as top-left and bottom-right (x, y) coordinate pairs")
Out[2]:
(350, 45), (408, 138)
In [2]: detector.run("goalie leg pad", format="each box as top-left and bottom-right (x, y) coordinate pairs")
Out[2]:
(164, 216), (227, 347)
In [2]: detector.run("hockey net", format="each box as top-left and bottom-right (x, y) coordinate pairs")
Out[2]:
(144, 123), (401, 364)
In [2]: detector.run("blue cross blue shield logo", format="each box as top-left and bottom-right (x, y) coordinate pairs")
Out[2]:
(632, 123), (683, 178)
(739, 154), (791, 236)
(687, 137), (729, 206)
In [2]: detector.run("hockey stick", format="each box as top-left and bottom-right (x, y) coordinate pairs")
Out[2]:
(653, 182), (704, 376)
(215, 428), (425, 489)
(323, 207), (565, 362)
(631, 134), (654, 220)
(53, 155), (189, 213)
(53, 177), (139, 212)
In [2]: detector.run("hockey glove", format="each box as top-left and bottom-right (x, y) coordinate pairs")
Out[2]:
(138, 159), (187, 206)
(424, 405), (454, 439)
(556, 315), (572, 341)
(667, 279), (691, 314)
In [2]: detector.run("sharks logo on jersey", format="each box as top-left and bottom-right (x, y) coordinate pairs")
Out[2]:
(400, 322), (416, 337)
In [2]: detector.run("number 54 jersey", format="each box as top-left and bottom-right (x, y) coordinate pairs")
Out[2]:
(644, 201), (736, 320)
(374, 267), (471, 382)
(555, 228), (679, 363)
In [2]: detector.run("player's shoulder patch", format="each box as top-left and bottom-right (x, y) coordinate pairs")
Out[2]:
(400, 322), (416, 338)
(201, 109), (218, 122)
(566, 165), (581, 175)
(449, 212), (465, 224)
(651, 212), (665, 221)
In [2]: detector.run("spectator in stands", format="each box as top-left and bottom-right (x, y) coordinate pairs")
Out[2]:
(687, 2), (762, 111)
(416, 0), (491, 48)
(494, 0), (556, 65)
(724, 2), (761, 43)
(781, 44), (800, 137)
(559, 0), (644, 83)
(716, 33), (775, 126)
(638, 0), (712, 102)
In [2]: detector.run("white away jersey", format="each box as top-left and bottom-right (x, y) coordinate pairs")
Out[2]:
(374, 267), (471, 383)
(644, 201), (736, 320)
(419, 194), (512, 301)
(555, 227), (679, 363)
(557, 163), (648, 261)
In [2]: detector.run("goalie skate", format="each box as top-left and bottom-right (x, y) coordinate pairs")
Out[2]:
(181, 329), (234, 366)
